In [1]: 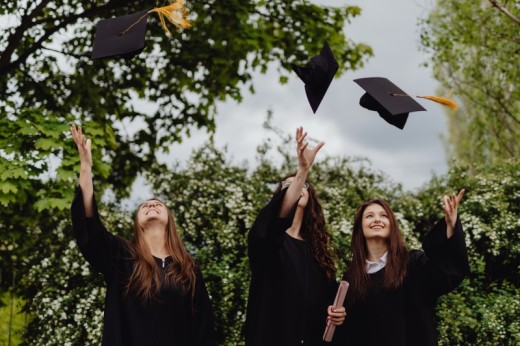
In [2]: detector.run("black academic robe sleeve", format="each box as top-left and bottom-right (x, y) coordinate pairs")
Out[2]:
(71, 185), (125, 281)
(191, 265), (217, 346)
(404, 217), (470, 346)
(247, 189), (297, 273)
(412, 217), (470, 299)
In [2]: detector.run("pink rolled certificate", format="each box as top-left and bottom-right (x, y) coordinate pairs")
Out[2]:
(323, 280), (349, 342)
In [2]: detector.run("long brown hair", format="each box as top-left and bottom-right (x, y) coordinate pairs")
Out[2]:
(346, 199), (408, 301)
(125, 199), (196, 301)
(274, 176), (336, 281)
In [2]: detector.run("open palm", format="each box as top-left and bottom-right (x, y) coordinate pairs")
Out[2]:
(443, 189), (465, 229)
(70, 124), (92, 169)
(296, 127), (324, 170)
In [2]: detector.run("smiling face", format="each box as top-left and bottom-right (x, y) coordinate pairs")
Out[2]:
(137, 199), (169, 229)
(361, 203), (391, 240)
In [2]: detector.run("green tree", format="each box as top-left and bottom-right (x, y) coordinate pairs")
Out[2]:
(0, 0), (372, 208)
(0, 1), (373, 336)
(420, 0), (520, 166)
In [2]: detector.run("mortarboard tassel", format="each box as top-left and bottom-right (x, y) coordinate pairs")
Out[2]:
(389, 92), (458, 110)
(119, 0), (191, 37)
(150, 0), (191, 34)
(416, 95), (458, 110)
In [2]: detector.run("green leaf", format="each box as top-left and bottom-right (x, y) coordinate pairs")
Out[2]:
(34, 138), (59, 151)
(0, 181), (18, 194)
(34, 197), (70, 212)
(0, 166), (28, 180)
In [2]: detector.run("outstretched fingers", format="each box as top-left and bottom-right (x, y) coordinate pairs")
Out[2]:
(444, 189), (465, 212)
(312, 141), (325, 155)
(70, 124), (93, 167)
(71, 124), (86, 148)
(442, 194), (453, 214)
(443, 188), (465, 232)
(455, 189), (465, 204)
(297, 129), (307, 146)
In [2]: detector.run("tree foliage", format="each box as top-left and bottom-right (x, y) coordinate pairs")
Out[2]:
(410, 160), (520, 345)
(0, 0), (372, 209)
(420, 0), (520, 166)
(15, 128), (519, 345)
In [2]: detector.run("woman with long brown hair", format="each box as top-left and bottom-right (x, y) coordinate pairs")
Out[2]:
(70, 124), (215, 346)
(245, 127), (346, 346)
(337, 191), (469, 346)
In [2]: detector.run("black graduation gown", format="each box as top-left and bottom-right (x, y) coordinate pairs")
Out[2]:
(336, 217), (470, 346)
(245, 189), (336, 346)
(71, 186), (216, 346)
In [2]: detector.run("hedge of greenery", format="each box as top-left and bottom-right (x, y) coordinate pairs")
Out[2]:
(13, 141), (520, 345)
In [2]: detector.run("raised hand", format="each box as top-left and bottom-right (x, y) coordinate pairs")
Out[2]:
(70, 124), (92, 170)
(443, 189), (465, 237)
(278, 127), (324, 218)
(70, 124), (94, 217)
(296, 126), (324, 171)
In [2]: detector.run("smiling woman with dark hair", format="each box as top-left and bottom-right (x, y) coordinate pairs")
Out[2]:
(336, 191), (469, 346)
(245, 127), (346, 346)
(70, 124), (215, 346)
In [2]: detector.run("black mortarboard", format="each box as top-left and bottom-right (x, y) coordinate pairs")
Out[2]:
(354, 77), (427, 129)
(91, 1), (191, 60)
(292, 42), (339, 113)
(92, 10), (149, 60)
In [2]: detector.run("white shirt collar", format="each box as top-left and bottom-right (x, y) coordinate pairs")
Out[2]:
(365, 251), (388, 274)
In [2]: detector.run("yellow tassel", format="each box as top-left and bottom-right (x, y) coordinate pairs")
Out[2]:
(417, 95), (458, 110)
(150, 0), (191, 35)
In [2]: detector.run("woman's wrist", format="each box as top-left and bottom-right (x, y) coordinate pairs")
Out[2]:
(296, 165), (310, 176)
(80, 164), (92, 173)
(294, 171), (309, 184)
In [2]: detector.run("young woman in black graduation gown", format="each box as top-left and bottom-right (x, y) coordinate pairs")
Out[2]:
(70, 124), (215, 346)
(245, 127), (346, 346)
(336, 190), (469, 346)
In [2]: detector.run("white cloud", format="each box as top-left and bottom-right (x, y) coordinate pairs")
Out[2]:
(157, 0), (448, 195)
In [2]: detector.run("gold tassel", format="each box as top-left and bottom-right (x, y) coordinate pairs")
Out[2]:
(150, 0), (191, 35)
(417, 95), (458, 110)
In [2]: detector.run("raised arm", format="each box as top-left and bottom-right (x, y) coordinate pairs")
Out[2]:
(278, 127), (324, 218)
(443, 189), (465, 238)
(71, 124), (94, 217)
(70, 124), (122, 277)
(417, 188), (469, 298)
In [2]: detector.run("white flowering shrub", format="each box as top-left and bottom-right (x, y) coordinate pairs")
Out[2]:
(20, 206), (133, 345)
(5, 138), (518, 345)
(21, 225), (103, 344)
(410, 161), (520, 345)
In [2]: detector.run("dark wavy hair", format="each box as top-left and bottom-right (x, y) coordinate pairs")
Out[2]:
(125, 198), (196, 302)
(273, 175), (337, 281)
(346, 198), (408, 301)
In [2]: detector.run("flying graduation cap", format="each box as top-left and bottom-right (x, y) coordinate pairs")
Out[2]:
(291, 42), (339, 114)
(354, 77), (458, 129)
(91, 0), (191, 60)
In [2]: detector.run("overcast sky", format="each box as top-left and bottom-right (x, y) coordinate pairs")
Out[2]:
(147, 0), (450, 198)
(2, 1), (451, 204)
